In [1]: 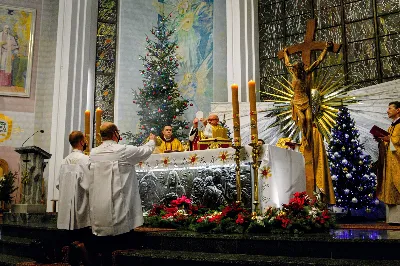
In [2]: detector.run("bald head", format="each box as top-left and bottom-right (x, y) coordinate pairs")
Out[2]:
(207, 114), (219, 126)
(100, 122), (118, 140)
(69, 131), (84, 148)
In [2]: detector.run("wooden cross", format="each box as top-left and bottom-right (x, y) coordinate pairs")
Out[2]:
(277, 19), (342, 68)
(276, 19), (342, 200)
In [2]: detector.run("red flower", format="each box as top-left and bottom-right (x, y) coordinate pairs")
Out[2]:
(209, 214), (223, 224)
(236, 213), (245, 224)
(322, 210), (330, 219)
(165, 207), (178, 214)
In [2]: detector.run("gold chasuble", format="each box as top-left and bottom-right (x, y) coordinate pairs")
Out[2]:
(158, 137), (184, 153)
(377, 120), (400, 205)
(201, 124), (229, 139)
(211, 125), (229, 139)
(300, 127), (336, 204)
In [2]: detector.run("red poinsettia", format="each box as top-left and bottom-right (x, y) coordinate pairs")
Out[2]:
(236, 213), (245, 224)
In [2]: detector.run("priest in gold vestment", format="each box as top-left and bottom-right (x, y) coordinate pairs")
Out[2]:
(156, 125), (184, 153)
(188, 114), (228, 145)
(377, 101), (400, 206)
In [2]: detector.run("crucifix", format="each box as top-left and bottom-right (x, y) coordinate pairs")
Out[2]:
(277, 19), (342, 199)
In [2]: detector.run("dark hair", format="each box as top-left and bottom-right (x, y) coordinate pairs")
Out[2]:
(258, 139), (265, 145)
(100, 123), (118, 139)
(69, 131), (84, 148)
(389, 101), (400, 109)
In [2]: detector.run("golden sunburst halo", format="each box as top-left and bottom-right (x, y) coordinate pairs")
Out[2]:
(262, 68), (360, 142)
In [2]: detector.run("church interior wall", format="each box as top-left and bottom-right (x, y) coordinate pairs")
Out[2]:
(116, 0), (217, 139)
(116, 0), (158, 139)
(0, 0), (59, 203)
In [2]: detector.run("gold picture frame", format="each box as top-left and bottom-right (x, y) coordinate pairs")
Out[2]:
(0, 5), (36, 97)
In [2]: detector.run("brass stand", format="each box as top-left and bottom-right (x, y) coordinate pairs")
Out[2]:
(251, 142), (261, 215)
(84, 133), (90, 155)
(96, 132), (102, 147)
(232, 143), (242, 203)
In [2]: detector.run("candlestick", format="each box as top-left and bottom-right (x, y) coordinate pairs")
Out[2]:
(84, 110), (90, 154)
(248, 79), (260, 214)
(231, 83), (241, 147)
(248, 80), (258, 144)
(231, 83), (242, 203)
(95, 107), (103, 146)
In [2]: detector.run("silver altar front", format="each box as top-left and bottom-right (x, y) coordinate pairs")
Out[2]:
(136, 145), (306, 212)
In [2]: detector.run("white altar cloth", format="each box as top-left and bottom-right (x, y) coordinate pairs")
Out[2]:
(136, 145), (306, 210)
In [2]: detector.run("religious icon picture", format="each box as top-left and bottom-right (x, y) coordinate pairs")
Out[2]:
(0, 5), (36, 97)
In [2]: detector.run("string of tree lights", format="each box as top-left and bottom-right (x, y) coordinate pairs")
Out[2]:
(328, 107), (378, 213)
(122, 14), (191, 145)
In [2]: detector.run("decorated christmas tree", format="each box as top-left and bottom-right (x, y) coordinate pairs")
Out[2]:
(123, 15), (190, 145)
(327, 107), (378, 213)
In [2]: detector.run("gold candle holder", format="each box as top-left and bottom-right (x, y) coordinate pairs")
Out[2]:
(232, 138), (242, 203)
(251, 141), (261, 215)
(84, 110), (91, 155)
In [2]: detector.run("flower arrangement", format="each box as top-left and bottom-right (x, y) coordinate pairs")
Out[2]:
(144, 195), (201, 228)
(0, 171), (18, 205)
(144, 192), (336, 234)
(273, 192), (334, 232)
(190, 202), (251, 233)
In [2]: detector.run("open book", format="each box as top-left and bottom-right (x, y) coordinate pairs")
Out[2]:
(370, 125), (389, 138)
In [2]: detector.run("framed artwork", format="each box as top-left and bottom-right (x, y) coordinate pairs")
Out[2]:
(0, 5), (36, 97)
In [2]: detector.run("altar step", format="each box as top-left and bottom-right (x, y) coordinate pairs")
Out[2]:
(114, 249), (400, 266)
(118, 230), (400, 265)
(0, 254), (35, 266)
(2, 223), (400, 265)
(0, 220), (66, 265)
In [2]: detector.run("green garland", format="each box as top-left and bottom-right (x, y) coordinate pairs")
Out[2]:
(144, 192), (336, 234)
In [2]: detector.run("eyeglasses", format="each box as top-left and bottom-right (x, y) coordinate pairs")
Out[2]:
(208, 119), (218, 121)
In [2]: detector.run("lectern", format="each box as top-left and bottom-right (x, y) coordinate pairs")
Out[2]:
(13, 146), (51, 213)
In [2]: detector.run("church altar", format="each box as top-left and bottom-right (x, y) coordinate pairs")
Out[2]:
(135, 145), (306, 212)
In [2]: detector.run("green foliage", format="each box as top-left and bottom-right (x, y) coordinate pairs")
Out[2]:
(144, 192), (336, 234)
(0, 171), (18, 204)
(328, 107), (377, 212)
(123, 15), (190, 145)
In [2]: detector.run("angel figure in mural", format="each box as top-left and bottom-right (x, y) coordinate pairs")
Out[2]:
(283, 41), (333, 146)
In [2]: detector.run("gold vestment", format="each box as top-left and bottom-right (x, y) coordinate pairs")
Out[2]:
(376, 122), (400, 204)
(300, 127), (336, 204)
(155, 138), (184, 153)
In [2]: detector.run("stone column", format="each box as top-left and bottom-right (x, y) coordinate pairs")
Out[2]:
(47, 0), (98, 212)
(226, 0), (260, 103)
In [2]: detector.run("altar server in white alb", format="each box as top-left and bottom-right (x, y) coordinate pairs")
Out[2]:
(56, 131), (90, 231)
(88, 122), (155, 237)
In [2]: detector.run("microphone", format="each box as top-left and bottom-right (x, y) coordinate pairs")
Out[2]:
(22, 130), (44, 147)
